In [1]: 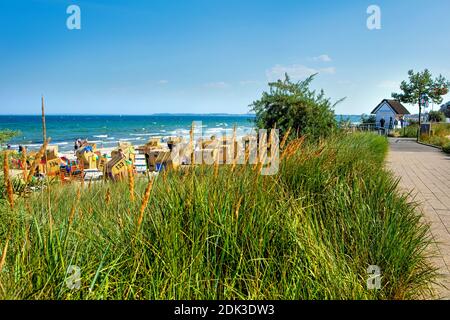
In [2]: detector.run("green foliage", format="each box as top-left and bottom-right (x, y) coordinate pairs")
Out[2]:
(432, 123), (450, 137)
(0, 133), (435, 299)
(428, 111), (446, 123)
(250, 73), (341, 141)
(408, 118), (420, 125)
(443, 142), (450, 154)
(395, 124), (418, 138)
(392, 69), (450, 107)
(440, 103), (450, 118)
(421, 135), (448, 147)
(361, 114), (376, 124)
(420, 123), (450, 148)
(0, 130), (19, 146)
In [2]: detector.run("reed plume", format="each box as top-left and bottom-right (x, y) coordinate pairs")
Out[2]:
(25, 202), (32, 215)
(0, 234), (10, 272)
(81, 167), (85, 188)
(118, 215), (124, 230)
(128, 165), (135, 202)
(280, 127), (292, 149)
(259, 129), (279, 173)
(231, 125), (237, 171)
(281, 136), (305, 160)
(3, 152), (14, 209)
(235, 196), (243, 220)
(162, 167), (168, 182)
(105, 188), (111, 205)
(214, 151), (219, 178)
(68, 187), (82, 226)
(137, 177), (154, 230)
(22, 148), (28, 181)
(257, 153), (267, 174)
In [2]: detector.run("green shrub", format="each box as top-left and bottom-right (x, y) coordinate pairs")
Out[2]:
(0, 130), (19, 147)
(361, 114), (376, 124)
(432, 123), (450, 137)
(397, 124), (418, 138)
(428, 111), (446, 123)
(251, 73), (341, 142)
(443, 142), (450, 154)
(420, 123), (450, 147)
(421, 135), (448, 147)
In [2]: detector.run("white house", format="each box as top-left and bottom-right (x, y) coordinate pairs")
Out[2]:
(371, 99), (410, 128)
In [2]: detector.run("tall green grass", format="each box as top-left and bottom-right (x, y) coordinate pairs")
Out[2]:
(421, 123), (450, 148)
(395, 124), (418, 138)
(0, 133), (436, 299)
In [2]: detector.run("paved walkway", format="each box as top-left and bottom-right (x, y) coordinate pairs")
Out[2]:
(387, 138), (450, 299)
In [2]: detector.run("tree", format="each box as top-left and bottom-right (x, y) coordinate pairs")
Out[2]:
(0, 130), (19, 146)
(392, 69), (450, 139)
(361, 114), (376, 124)
(250, 73), (342, 141)
(440, 102), (450, 118)
(428, 110), (445, 123)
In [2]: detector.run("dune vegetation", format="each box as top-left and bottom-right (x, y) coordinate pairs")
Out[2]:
(0, 132), (436, 299)
(420, 123), (450, 149)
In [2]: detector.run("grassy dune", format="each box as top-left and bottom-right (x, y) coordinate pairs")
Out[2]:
(0, 133), (436, 299)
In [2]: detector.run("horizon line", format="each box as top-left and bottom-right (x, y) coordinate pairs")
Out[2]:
(0, 113), (365, 116)
(0, 113), (257, 116)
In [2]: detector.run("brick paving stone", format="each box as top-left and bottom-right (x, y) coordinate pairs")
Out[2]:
(388, 138), (450, 300)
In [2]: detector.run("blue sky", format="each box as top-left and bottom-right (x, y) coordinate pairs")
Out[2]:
(1, 0), (449, 115)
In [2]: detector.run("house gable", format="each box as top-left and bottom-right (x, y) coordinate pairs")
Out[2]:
(371, 99), (410, 115)
(372, 101), (396, 115)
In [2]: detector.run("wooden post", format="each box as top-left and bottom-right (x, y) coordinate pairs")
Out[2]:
(41, 96), (47, 143)
(41, 96), (52, 232)
(41, 96), (49, 175)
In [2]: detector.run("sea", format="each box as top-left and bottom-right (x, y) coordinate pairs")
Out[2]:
(0, 114), (362, 152)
